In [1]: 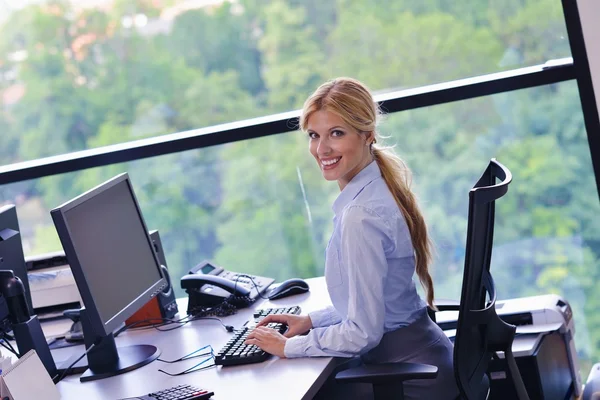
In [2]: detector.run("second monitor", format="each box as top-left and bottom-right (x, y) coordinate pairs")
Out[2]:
(51, 172), (166, 382)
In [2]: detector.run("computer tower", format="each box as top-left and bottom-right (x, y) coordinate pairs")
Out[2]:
(125, 230), (178, 325)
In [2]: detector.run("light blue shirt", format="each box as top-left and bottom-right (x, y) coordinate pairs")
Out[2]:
(284, 161), (427, 358)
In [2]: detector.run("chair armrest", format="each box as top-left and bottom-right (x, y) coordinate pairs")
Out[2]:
(335, 362), (438, 385)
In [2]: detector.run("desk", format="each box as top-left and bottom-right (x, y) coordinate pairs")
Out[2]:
(52, 277), (338, 400)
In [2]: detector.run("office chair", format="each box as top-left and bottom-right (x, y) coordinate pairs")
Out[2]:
(336, 159), (530, 400)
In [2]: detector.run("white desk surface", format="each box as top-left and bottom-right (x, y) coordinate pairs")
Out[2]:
(52, 277), (339, 400)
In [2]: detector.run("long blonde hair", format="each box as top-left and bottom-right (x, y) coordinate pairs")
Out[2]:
(300, 77), (436, 309)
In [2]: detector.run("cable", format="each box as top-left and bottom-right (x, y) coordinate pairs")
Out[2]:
(54, 342), (97, 383)
(158, 348), (216, 376)
(187, 296), (238, 318)
(51, 315), (231, 382)
(233, 274), (271, 300)
(158, 344), (214, 363)
(115, 315), (233, 336)
(115, 317), (186, 336)
(153, 315), (233, 333)
(193, 317), (234, 333)
(0, 340), (17, 356)
(114, 316), (192, 337)
(152, 317), (193, 332)
(185, 273), (272, 323)
(0, 333), (18, 356)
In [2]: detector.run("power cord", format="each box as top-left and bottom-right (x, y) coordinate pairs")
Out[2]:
(115, 315), (234, 336)
(0, 333), (18, 357)
(150, 315), (234, 333)
(64, 275), (266, 341)
(54, 342), (97, 383)
(193, 317), (234, 332)
(53, 316), (233, 382)
(114, 316), (189, 337)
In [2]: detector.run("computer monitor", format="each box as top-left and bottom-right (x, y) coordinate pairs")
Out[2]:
(51, 173), (167, 382)
(0, 205), (34, 316)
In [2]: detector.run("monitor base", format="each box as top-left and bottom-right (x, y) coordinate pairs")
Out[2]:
(56, 353), (89, 377)
(80, 344), (160, 382)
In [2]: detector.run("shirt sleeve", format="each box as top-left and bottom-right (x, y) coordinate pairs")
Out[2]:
(284, 206), (392, 358)
(308, 306), (343, 328)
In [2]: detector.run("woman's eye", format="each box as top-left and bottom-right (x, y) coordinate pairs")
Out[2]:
(308, 132), (318, 139)
(332, 130), (344, 137)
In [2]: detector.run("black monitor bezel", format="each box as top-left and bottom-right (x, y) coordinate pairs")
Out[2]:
(0, 204), (34, 315)
(50, 172), (166, 336)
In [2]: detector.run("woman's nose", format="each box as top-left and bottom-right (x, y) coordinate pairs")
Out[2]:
(317, 138), (331, 156)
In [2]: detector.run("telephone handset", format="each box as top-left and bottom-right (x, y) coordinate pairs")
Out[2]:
(181, 260), (275, 311)
(181, 274), (251, 297)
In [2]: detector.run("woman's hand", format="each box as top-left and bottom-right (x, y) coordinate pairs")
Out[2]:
(244, 314), (313, 358)
(255, 314), (313, 338)
(244, 326), (287, 358)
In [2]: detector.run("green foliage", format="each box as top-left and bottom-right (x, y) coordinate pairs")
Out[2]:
(215, 133), (333, 280)
(327, 9), (504, 88)
(167, 4), (264, 94)
(0, 0), (598, 371)
(256, 0), (326, 110)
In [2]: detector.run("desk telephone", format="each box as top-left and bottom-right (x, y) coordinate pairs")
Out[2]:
(181, 260), (274, 311)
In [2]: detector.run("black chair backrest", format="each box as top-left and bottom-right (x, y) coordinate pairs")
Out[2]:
(454, 159), (512, 400)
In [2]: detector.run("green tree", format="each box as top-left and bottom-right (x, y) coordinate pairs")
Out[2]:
(256, 0), (327, 110)
(215, 132), (335, 281)
(0, 0), (597, 371)
(167, 4), (264, 95)
(327, 8), (503, 89)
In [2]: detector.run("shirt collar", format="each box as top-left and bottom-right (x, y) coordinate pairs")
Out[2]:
(332, 160), (382, 216)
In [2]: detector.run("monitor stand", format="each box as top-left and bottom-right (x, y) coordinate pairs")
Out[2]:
(59, 308), (160, 382)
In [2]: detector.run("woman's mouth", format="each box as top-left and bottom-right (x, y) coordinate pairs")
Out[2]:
(321, 157), (341, 170)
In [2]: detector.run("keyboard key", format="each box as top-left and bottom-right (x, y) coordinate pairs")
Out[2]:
(215, 306), (301, 366)
(123, 384), (213, 400)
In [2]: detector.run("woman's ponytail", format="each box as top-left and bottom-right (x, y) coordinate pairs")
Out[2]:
(373, 147), (436, 309)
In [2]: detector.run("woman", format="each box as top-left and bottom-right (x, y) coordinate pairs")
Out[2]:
(245, 77), (459, 399)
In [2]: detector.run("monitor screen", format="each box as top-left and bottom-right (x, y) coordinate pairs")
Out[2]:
(52, 174), (165, 335)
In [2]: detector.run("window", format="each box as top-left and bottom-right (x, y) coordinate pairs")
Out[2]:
(382, 81), (598, 375)
(0, 0), (570, 164)
(2, 79), (597, 375)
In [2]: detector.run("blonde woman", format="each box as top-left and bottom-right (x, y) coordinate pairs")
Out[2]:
(245, 78), (459, 399)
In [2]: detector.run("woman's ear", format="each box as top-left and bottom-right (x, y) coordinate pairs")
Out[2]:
(366, 131), (376, 146)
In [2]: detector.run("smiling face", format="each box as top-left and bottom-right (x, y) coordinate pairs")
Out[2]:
(307, 109), (374, 190)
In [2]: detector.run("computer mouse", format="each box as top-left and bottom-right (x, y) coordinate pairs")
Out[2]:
(267, 278), (310, 300)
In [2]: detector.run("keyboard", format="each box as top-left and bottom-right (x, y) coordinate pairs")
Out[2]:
(215, 306), (301, 366)
(252, 305), (301, 323)
(125, 384), (214, 400)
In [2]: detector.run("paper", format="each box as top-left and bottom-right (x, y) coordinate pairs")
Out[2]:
(0, 348), (10, 376)
(0, 357), (11, 375)
(1, 350), (60, 400)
